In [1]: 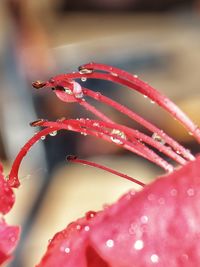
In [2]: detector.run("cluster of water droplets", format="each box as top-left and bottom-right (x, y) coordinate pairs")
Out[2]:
(110, 129), (127, 145)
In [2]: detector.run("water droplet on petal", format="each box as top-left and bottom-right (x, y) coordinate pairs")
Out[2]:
(150, 100), (155, 104)
(150, 254), (159, 263)
(134, 239), (144, 250)
(84, 225), (90, 231)
(141, 215), (148, 224)
(41, 136), (46, 140)
(106, 239), (114, 248)
(65, 247), (70, 253)
(133, 74), (138, 78)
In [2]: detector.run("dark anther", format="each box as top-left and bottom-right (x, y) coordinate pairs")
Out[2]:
(32, 81), (46, 89)
(66, 155), (77, 161)
(30, 119), (47, 127)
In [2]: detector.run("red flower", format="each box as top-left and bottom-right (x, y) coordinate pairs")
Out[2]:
(6, 63), (200, 266)
(0, 163), (20, 265)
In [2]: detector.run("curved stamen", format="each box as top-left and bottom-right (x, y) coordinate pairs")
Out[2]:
(45, 71), (195, 161)
(37, 120), (174, 172)
(80, 62), (200, 143)
(67, 155), (145, 187)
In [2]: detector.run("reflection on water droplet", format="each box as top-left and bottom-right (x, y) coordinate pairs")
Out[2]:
(65, 247), (70, 253)
(64, 87), (73, 95)
(111, 72), (118, 77)
(41, 136), (46, 140)
(84, 225), (90, 231)
(81, 77), (87, 82)
(111, 129), (126, 144)
(134, 74), (138, 78)
(106, 239), (114, 248)
(151, 254), (159, 263)
(143, 95), (148, 98)
(152, 133), (165, 145)
(79, 68), (93, 74)
(150, 100), (155, 104)
(50, 131), (57, 136)
(134, 239), (144, 250)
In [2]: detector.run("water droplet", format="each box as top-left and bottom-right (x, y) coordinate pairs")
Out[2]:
(141, 215), (148, 224)
(150, 100), (155, 104)
(84, 225), (90, 231)
(79, 68), (93, 74)
(187, 188), (194, 196)
(48, 239), (52, 243)
(188, 132), (193, 136)
(143, 95), (148, 98)
(41, 136), (46, 140)
(50, 131), (57, 136)
(150, 254), (159, 263)
(152, 133), (165, 145)
(111, 72), (118, 77)
(81, 77), (87, 82)
(106, 239), (114, 248)
(111, 129), (126, 145)
(133, 74), (138, 78)
(64, 87), (73, 95)
(134, 239), (144, 250)
(65, 247), (70, 253)
(86, 211), (96, 220)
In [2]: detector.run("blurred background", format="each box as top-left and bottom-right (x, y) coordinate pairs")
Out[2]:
(1, 0), (200, 266)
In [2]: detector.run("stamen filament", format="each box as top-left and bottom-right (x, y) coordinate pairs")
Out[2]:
(67, 155), (145, 187)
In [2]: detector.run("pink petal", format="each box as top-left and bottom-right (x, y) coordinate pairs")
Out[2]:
(0, 163), (15, 214)
(0, 218), (20, 265)
(37, 155), (200, 267)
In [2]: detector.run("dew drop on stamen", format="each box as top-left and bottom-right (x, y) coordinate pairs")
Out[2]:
(152, 133), (165, 145)
(64, 88), (73, 95)
(111, 129), (126, 145)
(49, 131), (57, 136)
(111, 72), (118, 77)
(81, 77), (87, 82)
(79, 68), (93, 74)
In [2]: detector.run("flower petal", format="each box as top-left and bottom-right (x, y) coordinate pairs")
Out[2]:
(0, 163), (15, 214)
(0, 218), (20, 265)
(38, 155), (200, 267)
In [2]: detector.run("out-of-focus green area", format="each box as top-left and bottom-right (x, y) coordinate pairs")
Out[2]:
(0, 1), (200, 266)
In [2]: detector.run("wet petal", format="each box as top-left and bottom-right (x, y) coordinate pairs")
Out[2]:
(0, 163), (15, 214)
(38, 156), (200, 267)
(0, 218), (20, 265)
